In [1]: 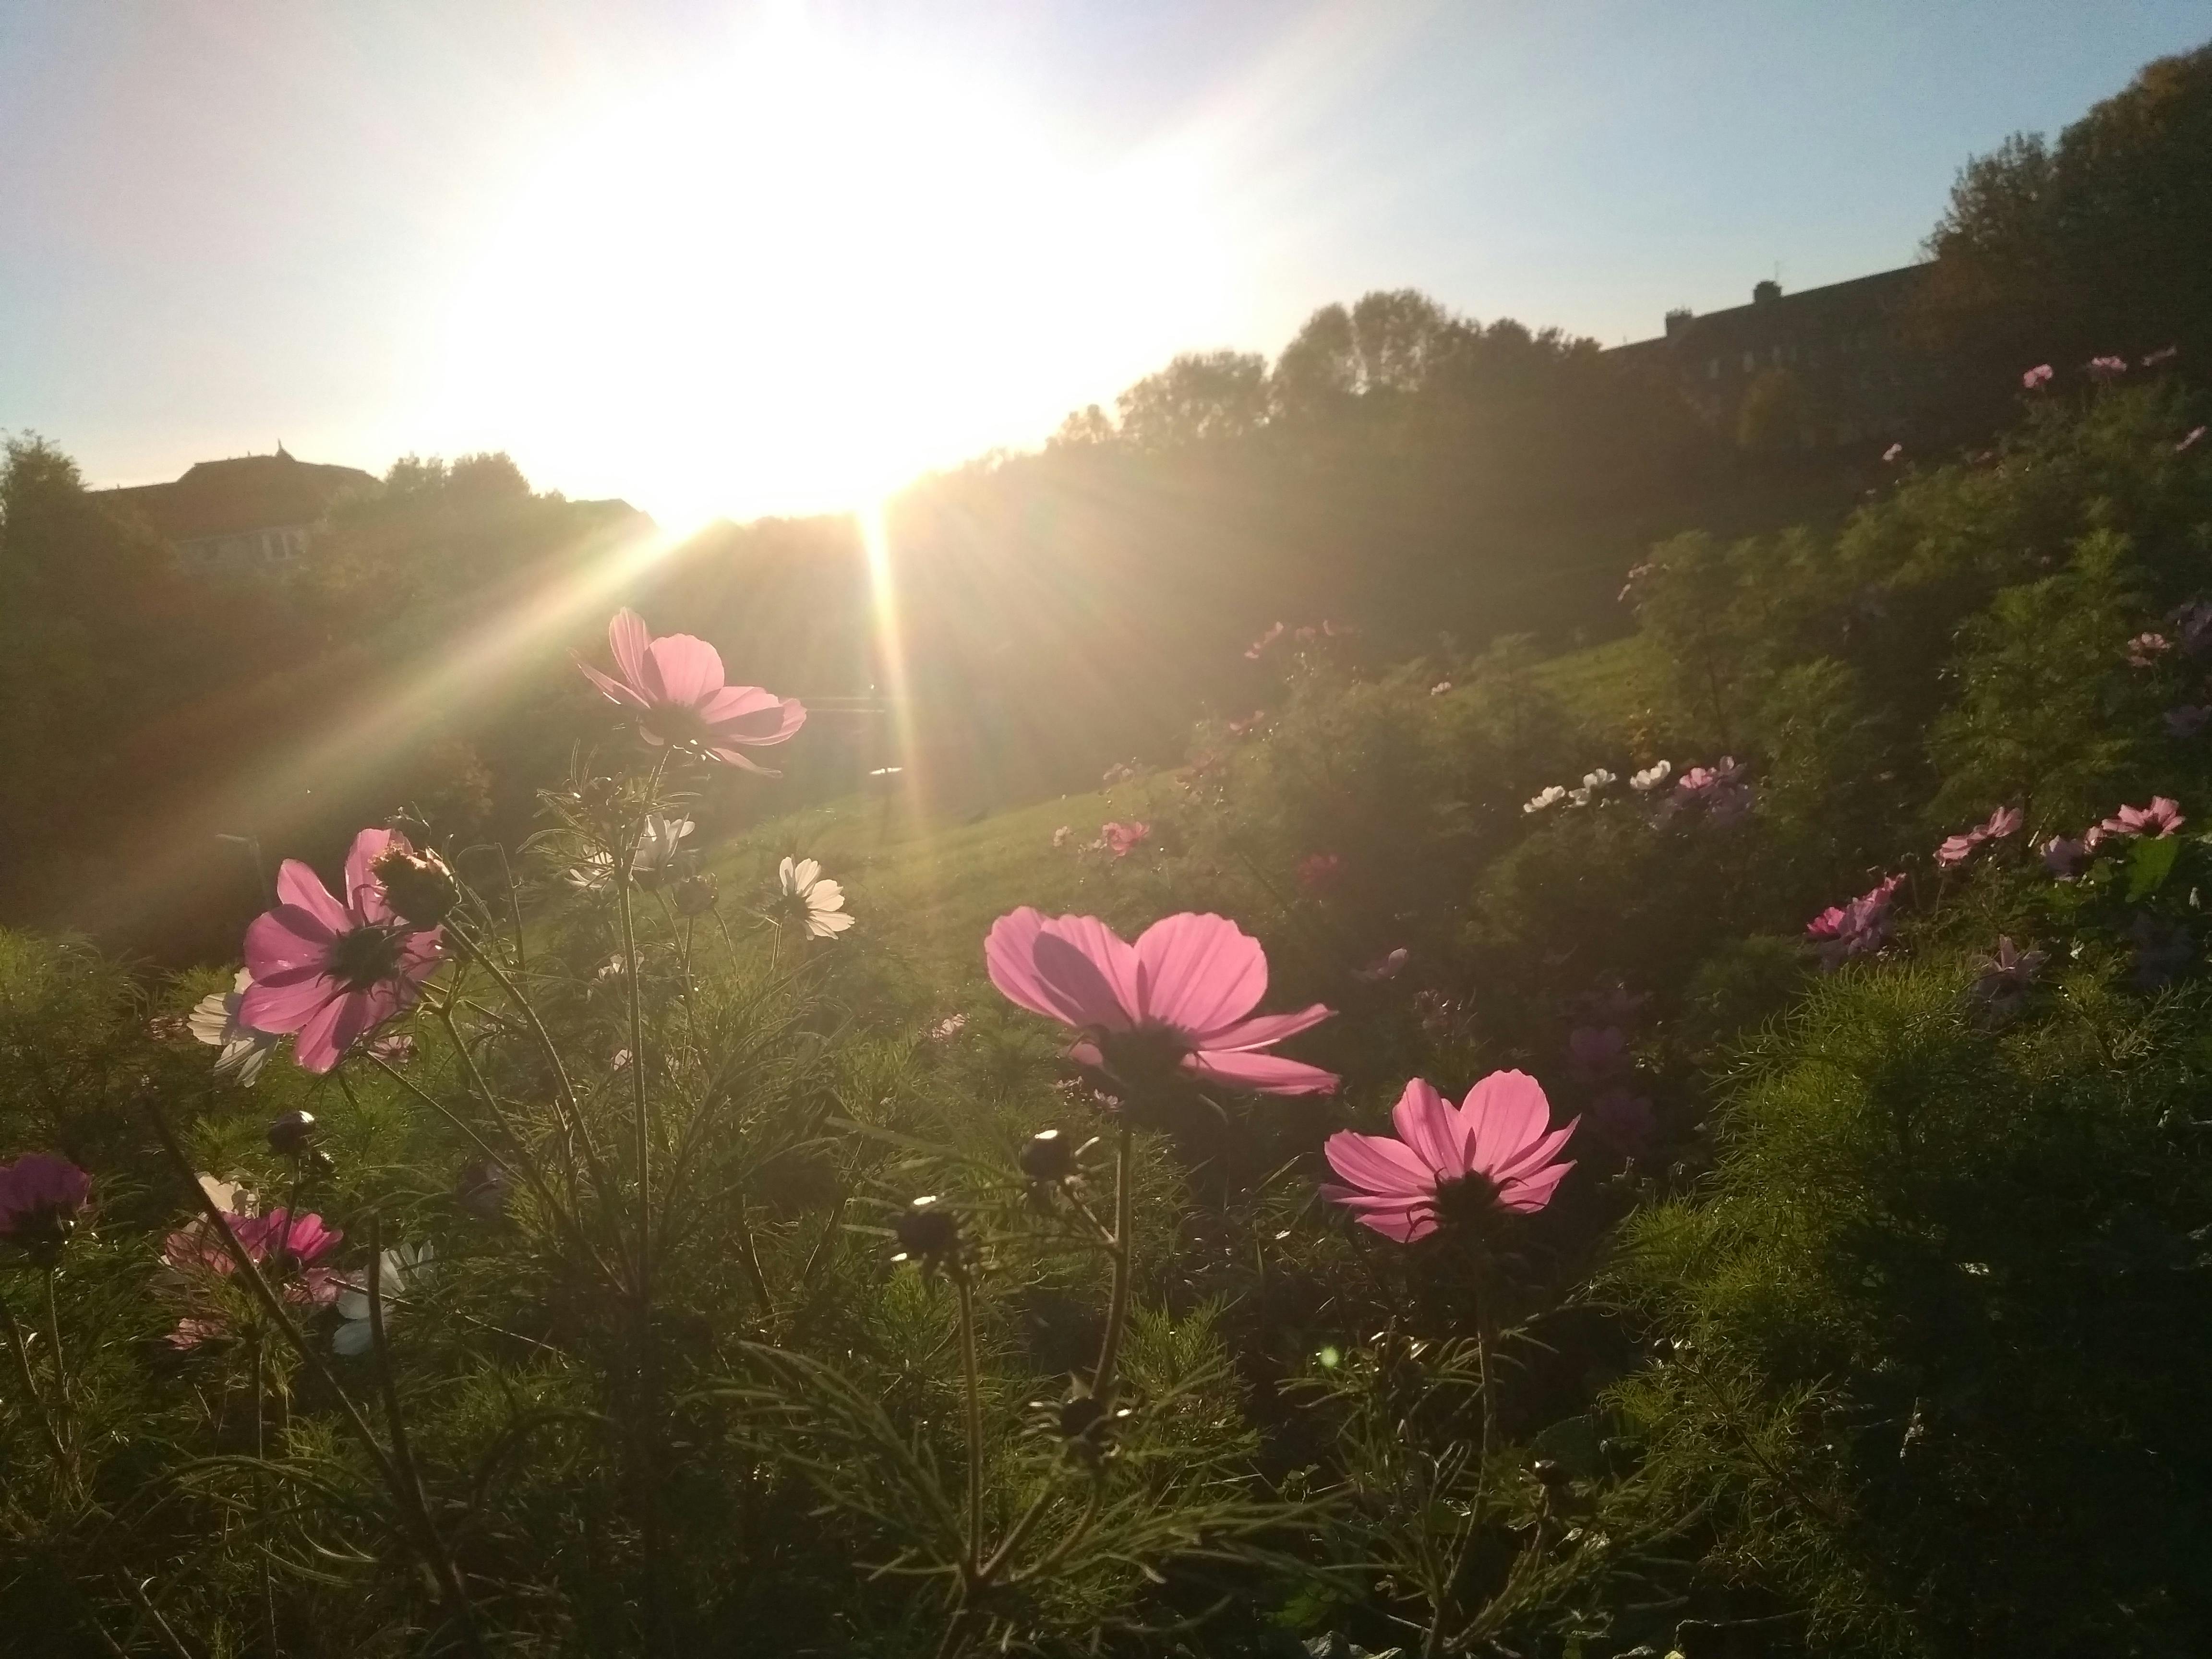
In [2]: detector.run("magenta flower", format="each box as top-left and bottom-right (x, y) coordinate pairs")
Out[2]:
(2128, 632), (2173, 667)
(2086, 355), (2129, 381)
(1100, 821), (1150, 859)
(986, 909), (1336, 1095)
(575, 609), (805, 770)
(2021, 363), (2054, 390)
(2100, 797), (2185, 839)
(1322, 1072), (1576, 1243)
(0, 1154), (92, 1261)
(241, 828), (443, 1074)
(162, 1207), (345, 1346)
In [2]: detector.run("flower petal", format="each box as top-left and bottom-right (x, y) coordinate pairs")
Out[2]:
(345, 828), (402, 925)
(576, 655), (650, 710)
(987, 909), (1132, 1030)
(1183, 1049), (1339, 1094)
(1390, 1078), (1468, 1174)
(646, 634), (726, 708)
(244, 906), (335, 979)
(274, 860), (348, 933)
(1490, 1118), (1579, 1184)
(1132, 913), (1267, 1037)
(1322, 1130), (1434, 1197)
(1499, 1159), (1574, 1213)
(240, 971), (335, 1034)
(1459, 1070), (1554, 1179)
(609, 609), (654, 690)
(1202, 1004), (1333, 1052)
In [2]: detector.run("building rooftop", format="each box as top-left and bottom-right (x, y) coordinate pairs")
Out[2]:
(105, 448), (376, 541)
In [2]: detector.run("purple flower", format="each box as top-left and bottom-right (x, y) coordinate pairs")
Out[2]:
(1967, 936), (2048, 1022)
(2042, 834), (2091, 878)
(2021, 363), (2054, 390)
(2172, 602), (2212, 657)
(0, 1155), (93, 1263)
(1566, 1025), (1630, 1084)
(1589, 1089), (1657, 1150)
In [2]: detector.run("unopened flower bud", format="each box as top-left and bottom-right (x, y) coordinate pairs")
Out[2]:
(1018, 1129), (1074, 1183)
(673, 872), (719, 917)
(457, 1158), (509, 1218)
(373, 847), (459, 928)
(267, 1110), (317, 1156)
(891, 1195), (959, 1266)
(1531, 1458), (1568, 1490)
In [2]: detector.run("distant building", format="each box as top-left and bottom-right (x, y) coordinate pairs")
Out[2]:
(106, 447), (375, 574)
(1611, 265), (1954, 450)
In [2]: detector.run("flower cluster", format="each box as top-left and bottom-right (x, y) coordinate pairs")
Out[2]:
(163, 1201), (346, 1347)
(1805, 873), (1906, 970)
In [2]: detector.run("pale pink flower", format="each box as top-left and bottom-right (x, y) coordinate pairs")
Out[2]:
(1243, 622), (1285, 661)
(2180, 426), (2206, 454)
(242, 829), (442, 1074)
(1936, 804), (2022, 867)
(1226, 710), (1267, 739)
(986, 909), (1336, 1095)
(1052, 825), (1072, 849)
(1806, 873), (1905, 969)
(2085, 355), (2129, 380)
(575, 609), (805, 771)
(2021, 363), (2054, 390)
(2141, 345), (2178, 368)
(1882, 442), (1904, 463)
(929, 1014), (967, 1041)
(2100, 797), (2185, 839)
(2128, 632), (2173, 667)
(188, 969), (278, 1085)
(1322, 1072), (1576, 1243)
(1430, 681), (1453, 697)
(1100, 821), (1150, 859)
(0, 1155), (92, 1260)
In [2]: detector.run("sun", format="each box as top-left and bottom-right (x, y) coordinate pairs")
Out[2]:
(434, 20), (1232, 529)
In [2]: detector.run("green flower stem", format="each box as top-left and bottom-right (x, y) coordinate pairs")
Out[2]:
(1089, 1120), (1136, 1407)
(954, 1264), (985, 1578)
(252, 1334), (279, 1659)
(145, 1098), (486, 1658)
(42, 1266), (74, 1468)
(0, 1290), (71, 1475)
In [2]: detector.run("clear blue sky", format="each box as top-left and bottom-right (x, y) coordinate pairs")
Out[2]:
(2, 0), (2204, 523)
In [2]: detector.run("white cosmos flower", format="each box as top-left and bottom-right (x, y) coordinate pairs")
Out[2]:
(1581, 768), (1617, 791)
(565, 816), (695, 890)
(779, 856), (854, 938)
(1630, 761), (1673, 793)
(188, 969), (278, 1086)
(1522, 786), (1567, 814)
(334, 1241), (435, 1357)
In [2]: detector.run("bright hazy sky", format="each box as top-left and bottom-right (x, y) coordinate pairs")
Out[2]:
(3, 1), (2205, 527)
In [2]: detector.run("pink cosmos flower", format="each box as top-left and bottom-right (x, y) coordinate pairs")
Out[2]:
(575, 609), (805, 771)
(1935, 804), (2023, 867)
(2128, 632), (2173, 667)
(1100, 821), (1150, 859)
(2021, 363), (2054, 390)
(162, 1207), (345, 1346)
(2086, 355), (2129, 381)
(0, 1154), (92, 1260)
(2180, 426), (2207, 454)
(242, 829), (442, 1075)
(986, 909), (1337, 1095)
(1322, 1072), (1576, 1243)
(1226, 711), (1267, 739)
(2100, 797), (2185, 839)
(1882, 442), (1904, 463)
(1296, 853), (1344, 891)
(1244, 622), (1285, 661)
(1806, 873), (1905, 969)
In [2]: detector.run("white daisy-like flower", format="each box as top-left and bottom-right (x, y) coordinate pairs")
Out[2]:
(1581, 768), (1617, 791)
(1568, 786), (1591, 806)
(1630, 761), (1673, 793)
(1522, 785), (1567, 815)
(779, 856), (854, 938)
(334, 1241), (435, 1357)
(565, 816), (694, 890)
(187, 969), (278, 1086)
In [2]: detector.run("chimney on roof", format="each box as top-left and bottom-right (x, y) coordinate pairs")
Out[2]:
(1753, 279), (1781, 305)
(1664, 306), (1694, 338)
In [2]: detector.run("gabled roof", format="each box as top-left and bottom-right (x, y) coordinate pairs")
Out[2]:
(105, 450), (377, 541)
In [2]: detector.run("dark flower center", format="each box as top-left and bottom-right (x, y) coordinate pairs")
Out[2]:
(639, 700), (709, 748)
(1431, 1169), (1503, 1238)
(326, 924), (408, 992)
(1091, 1024), (1194, 1096)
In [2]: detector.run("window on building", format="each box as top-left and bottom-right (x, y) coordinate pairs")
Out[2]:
(1742, 350), (1756, 373)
